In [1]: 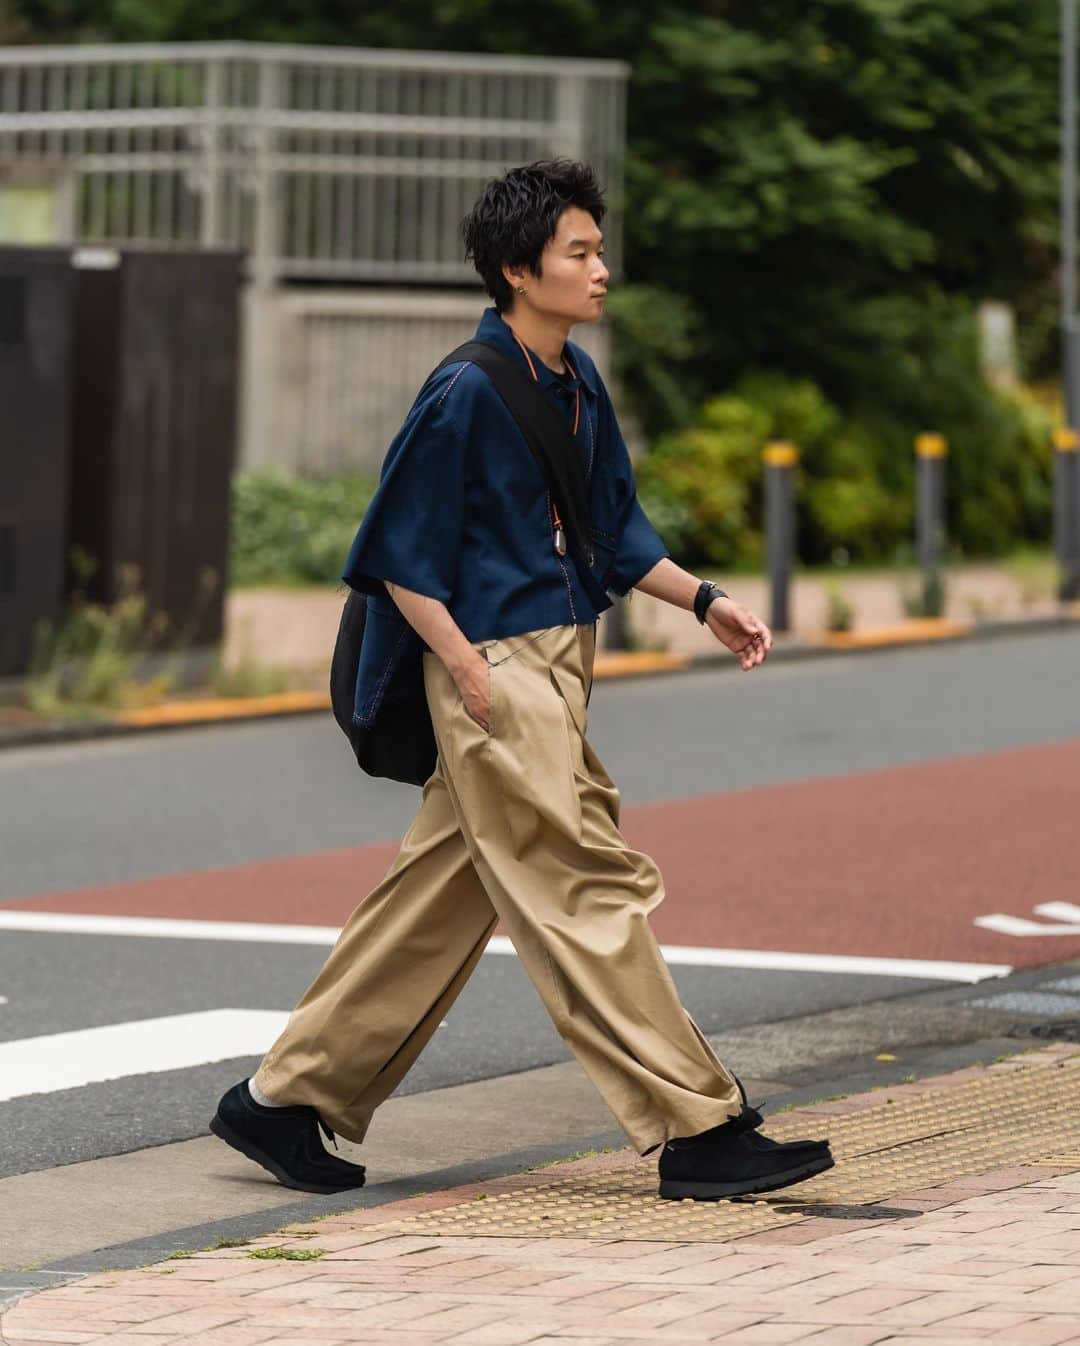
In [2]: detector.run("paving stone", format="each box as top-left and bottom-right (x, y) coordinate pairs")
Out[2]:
(406, 1301), (518, 1334)
(710, 1323), (830, 1343)
(984, 1321), (1080, 1345)
(871, 1293), (998, 1327)
(993, 1265), (1078, 1287)
(163, 1329), (278, 1345)
(779, 1330), (891, 1346)
(935, 1309), (1044, 1332)
(440, 1321), (548, 1345)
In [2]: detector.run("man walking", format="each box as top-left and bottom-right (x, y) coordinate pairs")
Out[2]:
(211, 160), (832, 1202)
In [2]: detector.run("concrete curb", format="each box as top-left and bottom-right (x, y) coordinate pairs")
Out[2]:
(3, 608), (1079, 752)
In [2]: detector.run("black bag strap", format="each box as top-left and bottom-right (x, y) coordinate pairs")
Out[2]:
(419, 339), (594, 571)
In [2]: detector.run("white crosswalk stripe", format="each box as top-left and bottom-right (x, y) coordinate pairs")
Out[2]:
(0, 1009), (289, 1103)
(0, 910), (1010, 982)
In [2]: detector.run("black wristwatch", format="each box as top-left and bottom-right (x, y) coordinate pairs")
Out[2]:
(694, 579), (729, 624)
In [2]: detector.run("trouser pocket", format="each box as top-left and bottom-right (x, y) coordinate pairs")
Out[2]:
(473, 625), (564, 667)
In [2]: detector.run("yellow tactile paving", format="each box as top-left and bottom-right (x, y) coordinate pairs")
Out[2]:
(383, 1050), (1080, 1242)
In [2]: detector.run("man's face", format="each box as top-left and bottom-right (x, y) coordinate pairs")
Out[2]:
(506, 206), (609, 323)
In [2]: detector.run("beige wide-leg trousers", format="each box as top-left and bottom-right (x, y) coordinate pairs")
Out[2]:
(253, 621), (742, 1156)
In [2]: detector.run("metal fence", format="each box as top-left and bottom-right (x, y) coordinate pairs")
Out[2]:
(0, 41), (628, 287)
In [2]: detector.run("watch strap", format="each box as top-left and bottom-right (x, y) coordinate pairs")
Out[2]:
(694, 580), (729, 624)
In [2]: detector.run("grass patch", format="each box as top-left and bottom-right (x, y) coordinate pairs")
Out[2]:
(533, 1146), (623, 1169)
(247, 1245), (327, 1261)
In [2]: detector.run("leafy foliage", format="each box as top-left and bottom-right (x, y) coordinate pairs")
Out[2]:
(638, 342), (1054, 569)
(229, 469), (375, 588)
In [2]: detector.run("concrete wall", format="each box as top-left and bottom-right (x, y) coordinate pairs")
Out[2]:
(239, 287), (616, 478)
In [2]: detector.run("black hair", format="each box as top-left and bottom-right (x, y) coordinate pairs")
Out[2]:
(461, 159), (607, 313)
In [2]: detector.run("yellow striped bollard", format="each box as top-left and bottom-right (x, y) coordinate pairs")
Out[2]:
(762, 440), (799, 631)
(1052, 427), (1080, 600)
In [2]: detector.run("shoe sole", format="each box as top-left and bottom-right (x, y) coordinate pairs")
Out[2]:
(209, 1113), (366, 1196)
(658, 1149), (835, 1201)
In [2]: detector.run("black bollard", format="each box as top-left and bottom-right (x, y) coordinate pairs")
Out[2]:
(1053, 427), (1080, 601)
(915, 433), (947, 614)
(762, 440), (798, 632)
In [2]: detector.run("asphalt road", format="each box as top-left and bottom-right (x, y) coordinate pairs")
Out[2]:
(2, 627), (1079, 1180)
(4, 626), (1080, 897)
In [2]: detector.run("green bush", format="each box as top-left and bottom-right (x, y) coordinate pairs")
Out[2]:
(27, 589), (174, 719)
(838, 293), (1056, 562)
(635, 393), (768, 568)
(24, 549), (186, 718)
(636, 351), (1055, 570)
(823, 578), (856, 632)
(636, 370), (896, 569)
(229, 469), (376, 588)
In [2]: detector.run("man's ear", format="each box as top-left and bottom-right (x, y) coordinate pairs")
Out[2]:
(502, 262), (528, 292)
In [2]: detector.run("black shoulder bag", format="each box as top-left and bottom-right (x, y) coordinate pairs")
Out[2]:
(330, 339), (599, 785)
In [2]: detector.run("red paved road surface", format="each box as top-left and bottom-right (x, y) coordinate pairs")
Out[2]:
(5, 738), (1079, 970)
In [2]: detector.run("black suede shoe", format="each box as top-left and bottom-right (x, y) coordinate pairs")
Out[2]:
(658, 1077), (833, 1201)
(210, 1080), (367, 1195)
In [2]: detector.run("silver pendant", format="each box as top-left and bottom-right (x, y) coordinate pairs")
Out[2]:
(553, 525), (567, 557)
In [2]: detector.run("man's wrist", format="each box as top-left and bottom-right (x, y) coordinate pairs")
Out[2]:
(443, 640), (483, 680)
(694, 579), (729, 624)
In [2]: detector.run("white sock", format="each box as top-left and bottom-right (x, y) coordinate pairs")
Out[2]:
(248, 1076), (287, 1108)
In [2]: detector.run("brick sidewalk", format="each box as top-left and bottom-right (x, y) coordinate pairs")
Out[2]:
(3, 1047), (1079, 1346)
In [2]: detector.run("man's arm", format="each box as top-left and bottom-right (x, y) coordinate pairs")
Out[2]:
(631, 557), (773, 672)
(384, 581), (474, 676)
(385, 581), (492, 729)
(630, 556), (703, 612)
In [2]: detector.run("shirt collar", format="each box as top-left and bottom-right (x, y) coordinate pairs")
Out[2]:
(474, 305), (598, 397)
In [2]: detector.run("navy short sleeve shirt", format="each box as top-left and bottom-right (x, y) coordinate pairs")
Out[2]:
(341, 306), (671, 727)
(343, 305), (669, 637)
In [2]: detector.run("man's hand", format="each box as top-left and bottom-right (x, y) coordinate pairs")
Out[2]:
(704, 596), (773, 671)
(455, 651), (492, 731)
(629, 559), (773, 671)
(384, 581), (493, 727)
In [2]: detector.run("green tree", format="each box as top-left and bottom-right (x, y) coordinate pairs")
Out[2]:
(8, 0), (1061, 561)
(9, 2), (1059, 429)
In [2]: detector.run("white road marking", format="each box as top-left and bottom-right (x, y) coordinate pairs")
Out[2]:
(1034, 901), (1080, 922)
(975, 901), (1080, 938)
(0, 910), (344, 945)
(975, 916), (1080, 936)
(641, 945), (1007, 984)
(0, 1009), (288, 1103)
(0, 910), (1010, 982)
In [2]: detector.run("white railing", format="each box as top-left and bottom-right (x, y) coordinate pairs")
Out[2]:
(0, 41), (628, 287)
